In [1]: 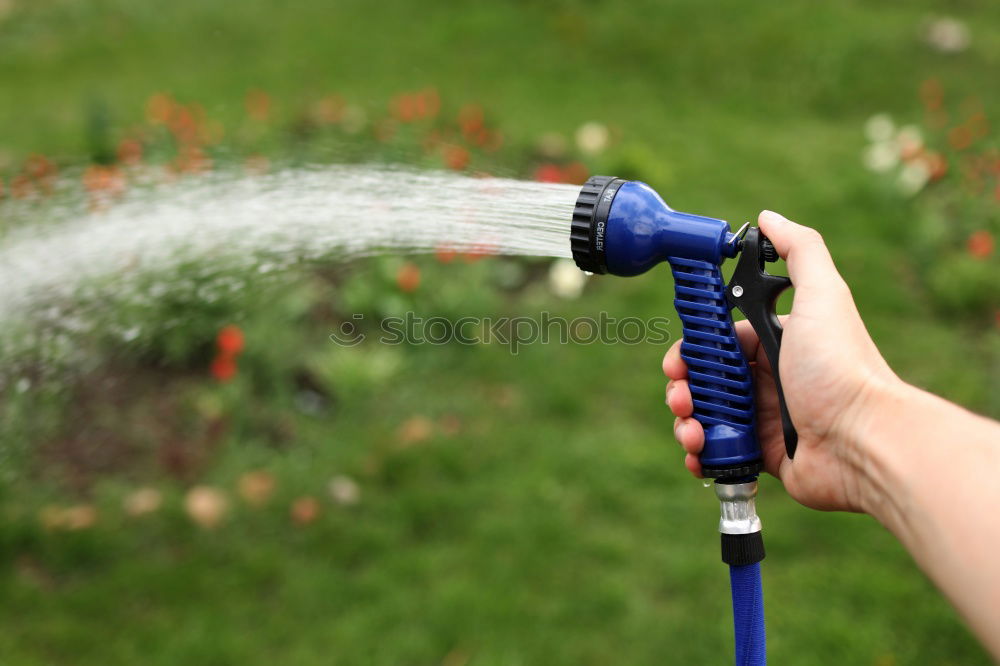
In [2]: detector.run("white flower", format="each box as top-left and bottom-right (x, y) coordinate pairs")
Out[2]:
(184, 486), (229, 529)
(863, 142), (899, 173)
(329, 475), (361, 506)
(897, 161), (931, 196)
(575, 122), (610, 155)
(548, 259), (588, 299)
(925, 17), (970, 53)
(124, 487), (162, 517)
(864, 114), (895, 143)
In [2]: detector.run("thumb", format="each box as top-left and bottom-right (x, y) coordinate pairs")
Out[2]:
(757, 210), (844, 293)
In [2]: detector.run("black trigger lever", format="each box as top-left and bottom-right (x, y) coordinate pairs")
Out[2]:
(726, 227), (799, 458)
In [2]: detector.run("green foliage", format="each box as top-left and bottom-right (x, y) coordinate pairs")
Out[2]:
(0, 1), (998, 665)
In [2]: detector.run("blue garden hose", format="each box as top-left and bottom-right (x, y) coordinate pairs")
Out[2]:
(731, 563), (766, 666)
(569, 176), (798, 666)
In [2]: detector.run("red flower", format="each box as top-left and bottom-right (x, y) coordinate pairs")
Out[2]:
(458, 104), (484, 137)
(533, 163), (563, 183)
(435, 245), (457, 263)
(391, 89), (439, 122)
(473, 128), (491, 147)
(391, 94), (418, 123)
(443, 145), (470, 171)
(168, 106), (199, 145)
(217, 325), (245, 356)
(23, 154), (58, 194)
(924, 152), (948, 181)
(210, 356), (237, 382)
(25, 154), (56, 181)
(396, 262), (421, 292)
(82, 166), (126, 206)
(290, 497), (321, 525)
(117, 138), (143, 166)
(967, 230), (995, 259)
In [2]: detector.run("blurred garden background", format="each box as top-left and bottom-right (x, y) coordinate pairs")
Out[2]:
(1, 0), (999, 664)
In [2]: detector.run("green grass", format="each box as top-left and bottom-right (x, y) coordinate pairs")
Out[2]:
(0, 0), (998, 664)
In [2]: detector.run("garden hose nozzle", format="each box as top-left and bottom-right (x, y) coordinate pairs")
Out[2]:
(570, 175), (800, 561)
(571, 176), (798, 480)
(570, 175), (791, 664)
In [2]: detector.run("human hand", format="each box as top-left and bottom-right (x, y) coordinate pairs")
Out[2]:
(663, 210), (902, 512)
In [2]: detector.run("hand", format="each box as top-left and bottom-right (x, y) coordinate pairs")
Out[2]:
(663, 210), (902, 512)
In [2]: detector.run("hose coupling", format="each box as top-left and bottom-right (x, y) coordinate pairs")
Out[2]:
(714, 479), (765, 566)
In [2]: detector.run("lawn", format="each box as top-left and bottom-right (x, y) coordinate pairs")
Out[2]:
(0, 1), (997, 664)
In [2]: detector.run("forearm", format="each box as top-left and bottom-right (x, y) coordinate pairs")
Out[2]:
(852, 381), (1000, 657)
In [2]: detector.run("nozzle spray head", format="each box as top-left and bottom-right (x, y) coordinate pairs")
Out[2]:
(570, 176), (741, 277)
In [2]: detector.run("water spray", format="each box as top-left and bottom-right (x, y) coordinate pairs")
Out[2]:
(570, 176), (797, 666)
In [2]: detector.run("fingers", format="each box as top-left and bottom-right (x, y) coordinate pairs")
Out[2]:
(667, 377), (704, 478)
(733, 319), (762, 361)
(757, 210), (846, 293)
(665, 320), (784, 378)
(666, 379), (693, 417)
(684, 453), (703, 478)
(662, 339), (687, 379)
(673, 416), (704, 456)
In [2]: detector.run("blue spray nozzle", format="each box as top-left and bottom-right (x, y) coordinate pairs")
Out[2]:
(570, 175), (798, 479)
(570, 176), (736, 277)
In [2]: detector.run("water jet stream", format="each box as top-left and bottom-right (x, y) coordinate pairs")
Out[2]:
(0, 165), (580, 321)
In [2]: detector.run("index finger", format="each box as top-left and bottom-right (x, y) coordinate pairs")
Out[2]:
(662, 339), (687, 380)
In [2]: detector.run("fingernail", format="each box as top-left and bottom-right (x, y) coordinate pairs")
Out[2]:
(673, 419), (684, 440)
(666, 383), (674, 404)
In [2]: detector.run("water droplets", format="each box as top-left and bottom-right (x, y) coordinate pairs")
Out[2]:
(0, 166), (580, 322)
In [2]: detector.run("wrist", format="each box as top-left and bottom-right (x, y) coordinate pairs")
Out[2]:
(836, 372), (915, 519)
